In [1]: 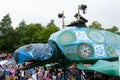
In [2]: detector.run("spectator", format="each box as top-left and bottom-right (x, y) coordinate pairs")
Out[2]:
(56, 71), (63, 80)
(31, 70), (38, 80)
(10, 66), (15, 80)
(4, 64), (11, 80)
(0, 65), (5, 80)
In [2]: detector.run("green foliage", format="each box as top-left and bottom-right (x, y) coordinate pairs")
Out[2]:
(46, 19), (56, 27)
(89, 21), (104, 30)
(0, 14), (15, 53)
(38, 26), (59, 43)
(0, 13), (12, 29)
(13, 20), (28, 49)
(0, 14), (60, 53)
(15, 20), (27, 36)
(116, 32), (120, 35)
(89, 21), (120, 35)
(68, 21), (76, 26)
(0, 28), (16, 52)
(15, 21), (59, 47)
(106, 26), (119, 34)
(18, 19), (27, 28)
(19, 23), (44, 44)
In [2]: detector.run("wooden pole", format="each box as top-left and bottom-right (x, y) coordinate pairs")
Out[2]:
(62, 10), (65, 29)
(78, 5), (81, 20)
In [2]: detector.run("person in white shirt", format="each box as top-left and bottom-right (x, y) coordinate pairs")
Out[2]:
(31, 71), (38, 80)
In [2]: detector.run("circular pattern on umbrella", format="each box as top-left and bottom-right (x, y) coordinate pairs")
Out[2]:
(95, 45), (105, 57)
(24, 44), (34, 51)
(64, 46), (79, 59)
(87, 30), (105, 43)
(58, 30), (76, 45)
(64, 46), (77, 54)
(43, 44), (53, 59)
(76, 31), (88, 40)
(106, 44), (116, 57)
(33, 48), (37, 57)
(38, 44), (53, 60)
(106, 32), (119, 45)
(78, 43), (93, 59)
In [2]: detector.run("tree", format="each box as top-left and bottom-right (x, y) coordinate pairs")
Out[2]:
(38, 26), (59, 43)
(0, 13), (15, 53)
(89, 21), (104, 30)
(15, 20), (27, 37)
(15, 20), (27, 34)
(37, 19), (59, 43)
(18, 19), (27, 28)
(46, 19), (56, 27)
(20, 23), (44, 44)
(106, 26), (120, 35)
(0, 13), (12, 30)
(14, 20), (28, 48)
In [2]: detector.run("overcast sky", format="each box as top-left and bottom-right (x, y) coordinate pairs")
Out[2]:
(0, 0), (120, 29)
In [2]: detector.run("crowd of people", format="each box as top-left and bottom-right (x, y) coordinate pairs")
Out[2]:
(0, 63), (82, 80)
(0, 53), (12, 61)
(0, 53), (119, 80)
(0, 61), (119, 80)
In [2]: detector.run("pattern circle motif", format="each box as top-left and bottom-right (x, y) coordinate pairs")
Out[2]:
(41, 44), (53, 60)
(64, 46), (79, 59)
(64, 46), (77, 54)
(78, 43), (93, 59)
(76, 31), (88, 40)
(87, 30), (105, 43)
(24, 44), (34, 51)
(106, 32), (119, 45)
(106, 44), (116, 57)
(95, 45), (105, 57)
(58, 30), (76, 45)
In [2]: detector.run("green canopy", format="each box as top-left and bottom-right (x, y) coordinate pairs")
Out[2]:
(77, 60), (119, 76)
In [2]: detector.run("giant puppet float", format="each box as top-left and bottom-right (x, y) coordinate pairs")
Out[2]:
(14, 4), (120, 76)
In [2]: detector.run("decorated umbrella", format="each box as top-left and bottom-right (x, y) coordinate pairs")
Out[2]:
(14, 27), (120, 70)
(14, 43), (63, 70)
(49, 27), (120, 63)
(14, 4), (120, 70)
(14, 43), (53, 64)
(77, 60), (119, 76)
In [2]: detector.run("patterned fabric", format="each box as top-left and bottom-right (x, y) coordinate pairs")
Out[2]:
(14, 27), (120, 65)
(106, 32), (120, 45)
(64, 46), (79, 60)
(106, 43), (116, 57)
(87, 30), (105, 43)
(49, 27), (120, 61)
(78, 43), (93, 59)
(94, 44), (105, 57)
(76, 31), (88, 40)
(14, 44), (53, 64)
(58, 30), (76, 45)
